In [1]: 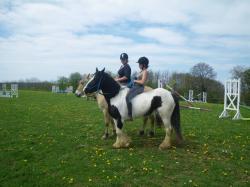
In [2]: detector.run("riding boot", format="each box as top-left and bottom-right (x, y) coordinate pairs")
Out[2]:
(127, 102), (133, 121)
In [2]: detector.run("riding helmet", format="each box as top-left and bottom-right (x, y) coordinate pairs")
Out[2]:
(137, 56), (149, 66)
(120, 53), (128, 61)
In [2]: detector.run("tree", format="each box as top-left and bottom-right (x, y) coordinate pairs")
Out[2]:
(190, 62), (217, 91)
(230, 65), (246, 79)
(243, 69), (250, 90)
(242, 68), (250, 105)
(57, 76), (69, 91)
(69, 72), (82, 92)
(168, 72), (223, 103)
(230, 66), (250, 105)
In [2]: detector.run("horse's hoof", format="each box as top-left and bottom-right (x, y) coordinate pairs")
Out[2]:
(139, 130), (144, 136)
(113, 142), (120, 148)
(148, 131), (154, 137)
(102, 133), (109, 140)
(124, 142), (130, 147)
(159, 142), (171, 150)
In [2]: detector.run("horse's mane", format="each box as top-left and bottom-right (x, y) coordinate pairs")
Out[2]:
(101, 72), (121, 99)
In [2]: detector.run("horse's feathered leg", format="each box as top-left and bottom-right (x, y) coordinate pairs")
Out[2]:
(102, 109), (110, 139)
(109, 105), (131, 148)
(159, 118), (172, 150)
(113, 119), (131, 148)
(111, 118), (116, 137)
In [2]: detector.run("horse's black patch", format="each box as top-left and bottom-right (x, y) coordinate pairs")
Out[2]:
(109, 105), (123, 129)
(171, 93), (183, 142)
(144, 96), (162, 116)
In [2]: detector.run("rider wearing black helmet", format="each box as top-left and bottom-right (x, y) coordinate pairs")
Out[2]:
(126, 56), (149, 121)
(115, 53), (131, 85)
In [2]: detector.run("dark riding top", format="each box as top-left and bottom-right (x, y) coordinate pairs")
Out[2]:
(118, 64), (131, 84)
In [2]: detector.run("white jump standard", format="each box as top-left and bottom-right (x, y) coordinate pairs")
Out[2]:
(188, 90), (193, 102)
(219, 79), (241, 120)
(0, 84), (18, 98)
(202, 92), (207, 103)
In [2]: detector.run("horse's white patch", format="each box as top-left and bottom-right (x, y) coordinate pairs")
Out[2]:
(83, 75), (95, 93)
(75, 90), (81, 95)
(110, 88), (174, 120)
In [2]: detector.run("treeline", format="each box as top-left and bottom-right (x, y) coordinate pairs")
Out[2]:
(134, 72), (224, 104)
(1, 63), (249, 105)
(0, 82), (53, 91)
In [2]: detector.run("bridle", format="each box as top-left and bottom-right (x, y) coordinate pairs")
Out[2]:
(85, 73), (119, 96)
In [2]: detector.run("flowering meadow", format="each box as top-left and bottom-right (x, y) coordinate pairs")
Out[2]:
(0, 91), (249, 186)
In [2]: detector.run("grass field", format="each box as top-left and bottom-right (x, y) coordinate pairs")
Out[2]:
(0, 90), (249, 186)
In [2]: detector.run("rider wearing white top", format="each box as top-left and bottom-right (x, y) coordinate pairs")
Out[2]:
(126, 57), (149, 121)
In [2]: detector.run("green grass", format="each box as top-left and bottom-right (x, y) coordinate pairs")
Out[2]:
(0, 90), (249, 186)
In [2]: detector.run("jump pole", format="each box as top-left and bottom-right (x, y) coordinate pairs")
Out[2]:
(166, 84), (211, 112)
(165, 84), (194, 107)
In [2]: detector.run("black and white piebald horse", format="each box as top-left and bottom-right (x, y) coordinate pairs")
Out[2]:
(83, 68), (183, 149)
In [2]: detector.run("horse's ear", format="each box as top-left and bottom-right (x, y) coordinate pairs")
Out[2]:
(101, 68), (105, 72)
(87, 73), (90, 79)
(96, 68), (98, 72)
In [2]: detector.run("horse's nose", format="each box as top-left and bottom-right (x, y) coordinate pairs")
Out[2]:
(75, 92), (81, 97)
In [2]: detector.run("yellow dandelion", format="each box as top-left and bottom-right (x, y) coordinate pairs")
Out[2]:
(202, 168), (208, 173)
(222, 172), (228, 176)
(89, 178), (92, 182)
(203, 150), (208, 155)
(68, 178), (74, 184)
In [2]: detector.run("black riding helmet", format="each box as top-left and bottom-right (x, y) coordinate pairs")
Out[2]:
(137, 56), (149, 67)
(120, 53), (128, 61)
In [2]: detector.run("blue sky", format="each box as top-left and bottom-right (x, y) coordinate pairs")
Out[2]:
(0, 0), (250, 82)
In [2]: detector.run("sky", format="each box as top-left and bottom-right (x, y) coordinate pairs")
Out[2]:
(0, 0), (250, 83)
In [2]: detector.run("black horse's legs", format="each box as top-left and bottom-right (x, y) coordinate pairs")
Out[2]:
(139, 116), (148, 136)
(148, 115), (155, 137)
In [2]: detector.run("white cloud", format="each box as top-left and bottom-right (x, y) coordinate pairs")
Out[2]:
(189, 1), (250, 35)
(0, 0), (250, 82)
(138, 27), (186, 45)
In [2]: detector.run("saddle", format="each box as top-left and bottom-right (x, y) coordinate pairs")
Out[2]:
(144, 86), (153, 92)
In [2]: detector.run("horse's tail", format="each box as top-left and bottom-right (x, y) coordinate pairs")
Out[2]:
(171, 93), (183, 143)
